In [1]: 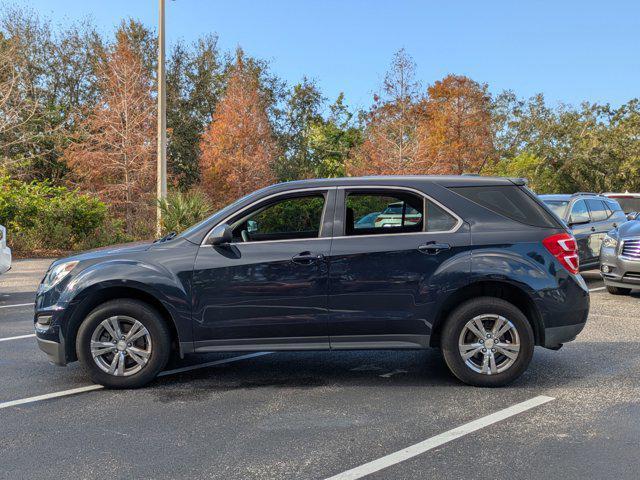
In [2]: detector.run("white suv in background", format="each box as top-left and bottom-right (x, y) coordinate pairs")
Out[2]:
(0, 225), (11, 274)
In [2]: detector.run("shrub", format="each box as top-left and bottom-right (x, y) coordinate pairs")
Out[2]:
(158, 189), (212, 235)
(0, 175), (112, 254)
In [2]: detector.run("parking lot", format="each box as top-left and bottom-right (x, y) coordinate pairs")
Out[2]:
(0, 259), (638, 479)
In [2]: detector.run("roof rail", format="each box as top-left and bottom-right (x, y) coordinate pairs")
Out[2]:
(571, 192), (604, 197)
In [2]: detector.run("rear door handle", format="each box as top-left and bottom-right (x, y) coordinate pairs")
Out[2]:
(590, 227), (596, 232)
(418, 243), (451, 254)
(292, 251), (324, 265)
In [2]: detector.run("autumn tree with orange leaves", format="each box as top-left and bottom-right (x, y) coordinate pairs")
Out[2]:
(64, 31), (155, 235)
(348, 49), (434, 176)
(424, 75), (494, 174)
(199, 49), (277, 206)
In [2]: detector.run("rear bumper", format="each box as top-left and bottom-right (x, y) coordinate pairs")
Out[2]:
(543, 322), (586, 348)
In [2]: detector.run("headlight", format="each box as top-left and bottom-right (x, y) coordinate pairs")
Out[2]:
(602, 233), (618, 249)
(41, 261), (78, 291)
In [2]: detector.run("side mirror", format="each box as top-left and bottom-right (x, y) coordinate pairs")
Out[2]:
(206, 223), (233, 246)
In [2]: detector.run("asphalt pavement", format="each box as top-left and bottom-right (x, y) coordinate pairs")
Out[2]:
(0, 259), (638, 479)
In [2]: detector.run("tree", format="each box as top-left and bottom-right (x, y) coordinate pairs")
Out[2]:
(276, 78), (324, 181)
(348, 49), (432, 175)
(199, 49), (278, 207)
(308, 94), (362, 177)
(423, 75), (494, 174)
(0, 6), (105, 182)
(166, 35), (226, 190)
(64, 31), (155, 236)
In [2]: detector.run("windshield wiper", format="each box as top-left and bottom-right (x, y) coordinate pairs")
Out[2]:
(154, 231), (177, 243)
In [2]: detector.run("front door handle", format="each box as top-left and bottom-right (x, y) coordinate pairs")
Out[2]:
(418, 242), (451, 254)
(613, 223), (617, 228)
(292, 251), (324, 265)
(590, 227), (596, 232)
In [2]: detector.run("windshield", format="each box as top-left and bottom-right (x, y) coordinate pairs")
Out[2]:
(541, 200), (569, 218)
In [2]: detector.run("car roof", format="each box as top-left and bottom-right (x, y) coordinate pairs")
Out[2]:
(538, 194), (572, 201)
(259, 175), (525, 193)
(603, 192), (640, 198)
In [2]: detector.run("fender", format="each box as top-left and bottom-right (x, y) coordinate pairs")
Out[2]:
(57, 256), (195, 359)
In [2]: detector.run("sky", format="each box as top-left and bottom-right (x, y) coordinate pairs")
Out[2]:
(8, 0), (640, 111)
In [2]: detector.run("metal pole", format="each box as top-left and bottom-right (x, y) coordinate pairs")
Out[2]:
(156, 0), (167, 236)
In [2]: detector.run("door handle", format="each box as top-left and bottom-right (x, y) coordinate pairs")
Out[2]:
(418, 242), (451, 254)
(292, 251), (324, 265)
(613, 223), (617, 228)
(590, 227), (596, 232)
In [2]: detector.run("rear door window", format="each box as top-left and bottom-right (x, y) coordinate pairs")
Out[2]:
(452, 186), (559, 228)
(344, 190), (458, 235)
(585, 199), (609, 222)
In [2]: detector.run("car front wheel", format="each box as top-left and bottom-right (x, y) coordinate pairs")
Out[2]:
(606, 285), (632, 295)
(440, 297), (534, 387)
(76, 299), (171, 389)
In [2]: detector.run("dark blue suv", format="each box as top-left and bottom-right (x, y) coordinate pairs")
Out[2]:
(35, 176), (589, 388)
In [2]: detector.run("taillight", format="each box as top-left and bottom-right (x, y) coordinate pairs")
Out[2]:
(543, 233), (579, 274)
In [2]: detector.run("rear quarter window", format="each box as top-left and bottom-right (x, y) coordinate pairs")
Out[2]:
(451, 185), (559, 228)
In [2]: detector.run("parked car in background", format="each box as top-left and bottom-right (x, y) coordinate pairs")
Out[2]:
(600, 218), (640, 294)
(354, 211), (380, 229)
(35, 176), (590, 389)
(0, 225), (11, 274)
(539, 193), (627, 270)
(603, 192), (640, 220)
(374, 201), (422, 228)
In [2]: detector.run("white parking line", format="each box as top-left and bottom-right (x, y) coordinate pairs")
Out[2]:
(0, 351), (272, 411)
(324, 395), (555, 480)
(589, 286), (606, 292)
(0, 302), (34, 309)
(0, 333), (35, 343)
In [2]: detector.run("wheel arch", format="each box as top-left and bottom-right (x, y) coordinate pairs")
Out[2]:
(63, 285), (185, 363)
(430, 280), (544, 348)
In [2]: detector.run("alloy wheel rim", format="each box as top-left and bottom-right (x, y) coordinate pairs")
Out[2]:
(458, 314), (520, 375)
(90, 315), (152, 377)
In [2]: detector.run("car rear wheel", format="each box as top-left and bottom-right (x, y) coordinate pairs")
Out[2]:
(76, 299), (171, 389)
(605, 285), (632, 295)
(440, 297), (534, 387)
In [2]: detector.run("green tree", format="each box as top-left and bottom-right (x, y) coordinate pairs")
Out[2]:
(276, 78), (324, 181)
(308, 94), (362, 177)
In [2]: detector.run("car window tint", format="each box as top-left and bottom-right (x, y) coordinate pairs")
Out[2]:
(452, 186), (558, 228)
(231, 194), (325, 242)
(586, 199), (608, 222)
(425, 201), (458, 232)
(345, 192), (424, 235)
(541, 200), (569, 218)
(569, 200), (590, 224)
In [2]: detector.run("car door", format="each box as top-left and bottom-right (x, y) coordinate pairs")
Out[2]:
(568, 199), (596, 267)
(585, 199), (613, 264)
(191, 189), (335, 351)
(327, 187), (469, 349)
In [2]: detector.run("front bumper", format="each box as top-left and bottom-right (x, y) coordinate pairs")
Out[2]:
(35, 325), (67, 366)
(600, 244), (640, 289)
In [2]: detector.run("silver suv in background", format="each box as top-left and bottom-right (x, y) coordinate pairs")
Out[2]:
(0, 225), (11, 274)
(600, 217), (640, 295)
(539, 193), (627, 271)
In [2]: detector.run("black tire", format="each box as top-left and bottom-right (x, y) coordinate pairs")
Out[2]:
(606, 285), (631, 295)
(76, 299), (171, 389)
(440, 297), (534, 387)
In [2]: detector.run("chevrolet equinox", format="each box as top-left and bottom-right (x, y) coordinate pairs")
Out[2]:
(35, 176), (590, 388)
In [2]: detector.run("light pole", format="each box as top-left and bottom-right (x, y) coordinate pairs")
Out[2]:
(156, 0), (167, 236)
